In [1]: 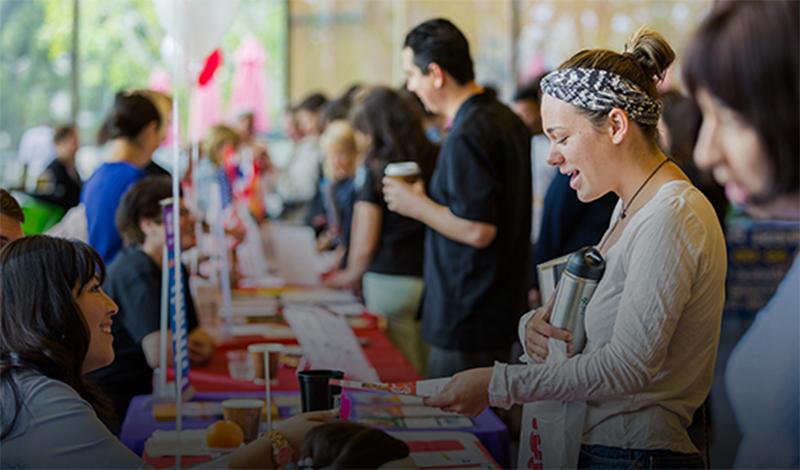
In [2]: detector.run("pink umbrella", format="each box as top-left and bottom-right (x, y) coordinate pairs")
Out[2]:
(229, 35), (269, 132)
(189, 74), (222, 142)
(190, 50), (224, 142)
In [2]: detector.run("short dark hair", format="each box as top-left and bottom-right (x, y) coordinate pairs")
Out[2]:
(0, 236), (112, 439)
(53, 124), (77, 144)
(301, 422), (410, 468)
(115, 176), (173, 246)
(96, 91), (162, 145)
(320, 98), (352, 129)
(296, 92), (329, 113)
(0, 189), (24, 223)
(683, 0), (799, 198)
(404, 18), (475, 85)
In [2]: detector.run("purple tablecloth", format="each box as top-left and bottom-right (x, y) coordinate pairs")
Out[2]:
(120, 390), (510, 467)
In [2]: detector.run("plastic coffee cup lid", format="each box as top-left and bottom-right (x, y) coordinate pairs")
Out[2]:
(221, 399), (264, 409)
(384, 161), (420, 176)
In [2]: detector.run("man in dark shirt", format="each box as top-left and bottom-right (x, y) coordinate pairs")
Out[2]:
(384, 19), (532, 378)
(31, 124), (82, 213)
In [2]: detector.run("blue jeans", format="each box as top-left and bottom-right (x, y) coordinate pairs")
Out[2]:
(578, 444), (705, 469)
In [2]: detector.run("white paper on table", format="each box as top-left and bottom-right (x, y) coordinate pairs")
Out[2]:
(283, 305), (379, 382)
(266, 224), (323, 285)
(144, 429), (208, 457)
(281, 288), (357, 304)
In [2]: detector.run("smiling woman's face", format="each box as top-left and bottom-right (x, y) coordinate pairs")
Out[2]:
(693, 88), (773, 208)
(541, 94), (616, 203)
(75, 277), (118, 374)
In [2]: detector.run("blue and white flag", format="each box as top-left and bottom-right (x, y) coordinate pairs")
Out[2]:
(162, 203), (191, 392)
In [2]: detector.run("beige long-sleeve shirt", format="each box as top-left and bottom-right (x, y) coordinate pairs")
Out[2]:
(490, 180), (727, 453)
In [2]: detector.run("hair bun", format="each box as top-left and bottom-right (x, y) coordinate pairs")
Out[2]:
(625, 27), (675, 82)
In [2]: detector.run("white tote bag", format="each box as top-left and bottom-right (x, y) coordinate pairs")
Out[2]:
(517, 338), (587, 469)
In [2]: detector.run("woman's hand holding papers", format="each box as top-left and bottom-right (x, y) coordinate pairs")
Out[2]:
(423, 368), (492, 417)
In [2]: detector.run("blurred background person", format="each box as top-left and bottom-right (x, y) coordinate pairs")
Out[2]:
(512, 76), (557, 250)
(30, 123), (82, 215)
(82, 91), (163, 264)
(659, 90), (728, 229)
(326, 86), (439, 374)
(276, 92), (328, 221)
(315, 120), (359, 263)
(683, 1), (799, 467)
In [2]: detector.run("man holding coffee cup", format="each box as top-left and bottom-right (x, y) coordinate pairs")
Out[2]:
(383, 19), (532, 378)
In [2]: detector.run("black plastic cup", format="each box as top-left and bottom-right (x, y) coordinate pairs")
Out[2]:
(297, 369), (344, 412)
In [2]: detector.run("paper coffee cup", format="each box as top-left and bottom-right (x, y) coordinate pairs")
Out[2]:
(384, 161), (421, 184)
(221, 399), (263, 443)
(247, 343), (284, 382)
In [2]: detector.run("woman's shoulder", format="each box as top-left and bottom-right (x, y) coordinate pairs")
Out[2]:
(644, 180), (722, 233)
(85, 162), (144, 192)
(2, 370), (90, 437)
(630, 180), (726, 259)
(10, 370), (86, 404)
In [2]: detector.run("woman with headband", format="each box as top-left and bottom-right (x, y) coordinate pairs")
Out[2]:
(425, 28), (726, 469)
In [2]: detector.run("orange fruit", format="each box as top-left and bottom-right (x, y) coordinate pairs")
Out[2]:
(205, 420), (244, 448)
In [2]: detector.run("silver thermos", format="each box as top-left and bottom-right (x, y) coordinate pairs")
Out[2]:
(549, 246), (606, 354)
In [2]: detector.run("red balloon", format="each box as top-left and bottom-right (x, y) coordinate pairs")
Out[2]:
(198, 49), (223, 87)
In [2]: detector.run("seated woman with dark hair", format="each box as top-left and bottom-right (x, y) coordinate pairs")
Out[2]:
(87, 175), (214, 427)
(0, 235), (337, 468)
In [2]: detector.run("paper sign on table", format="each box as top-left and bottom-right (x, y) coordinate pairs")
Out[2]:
(388, 431), (500, 469)
(144, 429), (208, 457)
(267, 224), (323, 285)
(283, 305), (379, 382)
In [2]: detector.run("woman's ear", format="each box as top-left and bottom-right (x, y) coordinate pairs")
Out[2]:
(607, 108), (629, 145)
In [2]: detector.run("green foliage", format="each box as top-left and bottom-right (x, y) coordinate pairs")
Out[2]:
(1, 0), (287, 154)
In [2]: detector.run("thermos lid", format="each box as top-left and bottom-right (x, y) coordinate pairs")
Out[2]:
(566, 246), (606, 281)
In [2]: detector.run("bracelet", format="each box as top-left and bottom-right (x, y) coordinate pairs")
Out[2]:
(268, 430), (295, 468)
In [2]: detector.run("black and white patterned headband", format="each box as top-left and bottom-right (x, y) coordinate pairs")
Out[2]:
(540, 67), (662, 126)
